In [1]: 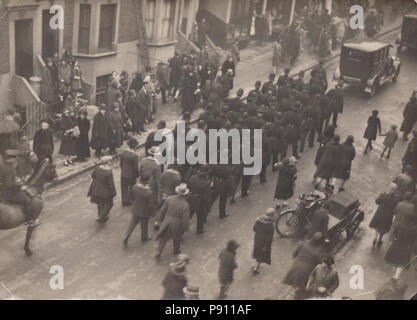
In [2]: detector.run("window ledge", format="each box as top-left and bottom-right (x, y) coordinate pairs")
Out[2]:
(73, 51), (118, 59)
(143, 40), (178, 48)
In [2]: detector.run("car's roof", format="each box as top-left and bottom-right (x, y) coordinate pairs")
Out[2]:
(404, 14), (417, 19)
(343, 41), (389, 52)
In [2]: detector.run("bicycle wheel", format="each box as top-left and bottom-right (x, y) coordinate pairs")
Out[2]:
(275, 209), (302, 238)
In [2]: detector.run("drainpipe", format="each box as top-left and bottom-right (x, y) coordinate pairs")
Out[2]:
(289, 0), (296, 26)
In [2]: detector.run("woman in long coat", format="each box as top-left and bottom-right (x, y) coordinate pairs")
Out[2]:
(274, 157), (297, 205)
(400, 96), (417, 141)
(334, 135), (356, 192)
(90, 107), (109, 157)
(315, 135), (340, 189)
(75, 111), (90, 161)
(369, 183), (399, 247)
(363, 110), (382, 154)
(252, 209), (275, 275)
(283, 233), (325, 299)
(314, 126), (335, 174)
(385, 219), (417, 280)
(59, 109), (76, 165)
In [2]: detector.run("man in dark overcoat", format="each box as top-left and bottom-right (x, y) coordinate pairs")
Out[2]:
(87, 156), (116, 223)
(90, 105), (109, 157)
(315, 135), (341, 190)
(119, 138), (139, 206)
(400, 96), (417, 141)
(211, 163), (233, 219)
(218, 240), (239, 299)
(126, 89), (145, 134)
(334, 135), (356, 192)
(137, 82), (152, 123)
(123, 175), (154, 247)
(155, 184), (190, 261)
(169, 50), (183, 97)
(326, 84), (344, 128)
(187, 165), (212, 234)
(33, 120), (54, 165)
(139, 146), (162, 205)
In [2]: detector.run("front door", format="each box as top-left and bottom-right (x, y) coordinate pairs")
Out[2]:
(42, 9), (60, 61)
(15, 19), (33, 79)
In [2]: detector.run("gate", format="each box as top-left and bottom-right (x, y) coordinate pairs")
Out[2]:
(15, 101), (48, 138)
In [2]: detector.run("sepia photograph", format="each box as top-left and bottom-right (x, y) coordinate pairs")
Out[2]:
(0, 0), (417, 306)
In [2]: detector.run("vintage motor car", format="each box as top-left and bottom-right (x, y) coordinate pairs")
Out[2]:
(332, 41), (401, 97)
(396, 14), (417, 52)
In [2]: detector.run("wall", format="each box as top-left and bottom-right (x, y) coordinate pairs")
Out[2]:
(76, 41), (139, 104)
(118, 0), (139, 43)
(148, 43), (176, 68)
(0, 6), (11, 115)
(198, 0), (231, 23)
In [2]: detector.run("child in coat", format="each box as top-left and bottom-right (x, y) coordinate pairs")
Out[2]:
(380, 125), (398, 159)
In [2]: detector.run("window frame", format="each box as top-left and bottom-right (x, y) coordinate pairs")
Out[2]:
(98, 3), (117, 52)
(73, 0), (120, 56)
(145, 0), (156, 41)
(160, 0), (177, 41)
(78, 3), (92, 53)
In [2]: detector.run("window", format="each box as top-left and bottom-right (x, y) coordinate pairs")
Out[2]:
(78, 4), (91, 53)
(99, 4), (116, 51)
(347, 49), (365, 62)
(145, 0), (156, 40)
(96, 74), (111, 105)
(160, 0), (176, 41)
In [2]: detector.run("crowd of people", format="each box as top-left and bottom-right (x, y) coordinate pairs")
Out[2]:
(1, 0), (416, 299)
(79, 51), (363, 299)
(40, 49), (84, 114)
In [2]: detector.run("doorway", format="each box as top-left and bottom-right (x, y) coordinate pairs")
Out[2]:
(42, 9), (60, 62)
(15, 19), (34, 79)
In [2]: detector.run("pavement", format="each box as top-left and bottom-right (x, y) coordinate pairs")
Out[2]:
(1, 15), (417, 300)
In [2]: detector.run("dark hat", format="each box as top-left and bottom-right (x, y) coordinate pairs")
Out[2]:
(323, 255), (335, 265)
(127, 138), (139, 149)
(157, 120), (166, 129)
(227, 239), (240, 251)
